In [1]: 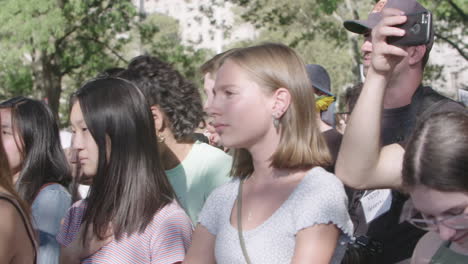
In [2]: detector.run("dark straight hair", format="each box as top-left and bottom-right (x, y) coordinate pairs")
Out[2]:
(0, 117), (30, 216)
(0, 97), (71, 204)
(402, 111), (468, 192)
(73, 77), (175, 241)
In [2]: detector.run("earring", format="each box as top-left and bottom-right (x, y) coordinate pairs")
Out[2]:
(272, 114), (280, 129)
(157, 134), (165, 143)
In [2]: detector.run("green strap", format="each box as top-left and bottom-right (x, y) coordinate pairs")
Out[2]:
(237, 180), (253, 264)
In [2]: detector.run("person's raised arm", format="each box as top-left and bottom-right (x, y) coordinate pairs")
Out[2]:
(336, 8), (409, 190)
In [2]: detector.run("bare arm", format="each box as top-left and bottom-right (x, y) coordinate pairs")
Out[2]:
(291, 224), (340, 264)
(336, 8), (409, 190)
(183, 224), (216, 264)
(0, 201), (19, 264)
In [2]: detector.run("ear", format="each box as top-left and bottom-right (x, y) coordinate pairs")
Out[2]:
(150, 105), (165, 132)
(408, 45), (426, 66)
(272, 88), (291, 118)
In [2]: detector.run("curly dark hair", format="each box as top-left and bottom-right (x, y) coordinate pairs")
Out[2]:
(119, 56), (205, 141)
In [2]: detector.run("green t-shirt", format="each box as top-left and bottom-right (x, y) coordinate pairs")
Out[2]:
(165, 141), (232, 223)
(431, 241), (468, 264)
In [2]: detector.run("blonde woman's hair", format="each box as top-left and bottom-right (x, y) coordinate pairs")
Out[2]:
(219, 43), (331, 179)
(200, 48), (239, 78)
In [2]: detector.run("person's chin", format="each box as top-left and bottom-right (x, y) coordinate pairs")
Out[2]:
(453, 231), (468, 248)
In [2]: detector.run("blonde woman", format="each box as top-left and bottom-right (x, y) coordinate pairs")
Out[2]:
(184, 43), (353, 264)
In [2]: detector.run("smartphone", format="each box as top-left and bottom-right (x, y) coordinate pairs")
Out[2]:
(387, 11), (432, 46)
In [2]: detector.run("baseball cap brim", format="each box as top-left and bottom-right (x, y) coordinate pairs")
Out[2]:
(343, 20), (372, 34)
(314, 86), (335, 97)
(343, 13), (382, 34)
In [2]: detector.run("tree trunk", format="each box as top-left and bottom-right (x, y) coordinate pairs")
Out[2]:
(343, 0), (363, 83)
(31, 51), (62, 118)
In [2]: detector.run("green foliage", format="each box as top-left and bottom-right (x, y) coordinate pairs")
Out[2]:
(0, 0), (138, 120)
(226, 0), (371, 93)
(226, 0), (466, 98)
(0, 62), (33, 101)
(137, 13), (212, 84)
(420, 0), (467, 60)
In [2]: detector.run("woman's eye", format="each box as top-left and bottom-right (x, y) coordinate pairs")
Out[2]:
(447, 208), (465, 216)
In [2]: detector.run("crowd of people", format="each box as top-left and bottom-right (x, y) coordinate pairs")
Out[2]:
(0, 0), (466, 263)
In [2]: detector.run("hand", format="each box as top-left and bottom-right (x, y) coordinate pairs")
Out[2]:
(61, 222), (114, 262)
(371, 8), (409, 76)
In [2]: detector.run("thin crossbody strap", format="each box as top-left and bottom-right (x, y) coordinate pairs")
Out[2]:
(237, 180), (252, 264)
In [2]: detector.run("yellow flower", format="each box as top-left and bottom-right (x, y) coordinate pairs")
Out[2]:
(315, 96), (335, 112)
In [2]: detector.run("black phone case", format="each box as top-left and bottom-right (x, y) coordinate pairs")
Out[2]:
(387, 12), (432, 46)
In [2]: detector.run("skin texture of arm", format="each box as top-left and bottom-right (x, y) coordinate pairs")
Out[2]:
(183, 225), (216, 264)
(0, 200), (18, 263)
(335, 8), (409, 190)
(291, 223), (340, 264)
(0, 200), (35, 264)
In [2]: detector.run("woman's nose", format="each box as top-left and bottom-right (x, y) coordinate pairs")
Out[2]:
(438, 223), (457, 241)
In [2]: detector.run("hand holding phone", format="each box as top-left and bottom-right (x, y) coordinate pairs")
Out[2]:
(387, 11), (432, 46)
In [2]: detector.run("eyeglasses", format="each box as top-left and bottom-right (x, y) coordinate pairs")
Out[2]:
(402, 201), (468, 231)
(407, 213), (468, 231)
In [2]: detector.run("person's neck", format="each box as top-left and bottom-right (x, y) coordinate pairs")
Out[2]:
(160, 134), (194, 170)
(451, 241), (468, 255)
(318, 118), (332, 132)
(246, 127), (288, 184)
(12, 171), (20, 184)
(382, 70), (422, 109)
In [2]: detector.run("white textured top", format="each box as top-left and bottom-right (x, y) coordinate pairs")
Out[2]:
(198, 167), (353, 264)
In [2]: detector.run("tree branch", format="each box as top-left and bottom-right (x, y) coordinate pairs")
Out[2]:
(435, 32), (468, 61)
(447, 0), (467, 21)
(85, 37), (128, 63)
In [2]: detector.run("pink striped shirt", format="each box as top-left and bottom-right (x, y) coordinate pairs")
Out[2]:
(57, 200), (192, 264)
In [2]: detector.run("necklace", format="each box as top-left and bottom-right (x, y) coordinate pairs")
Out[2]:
(247, 211), (253, 222)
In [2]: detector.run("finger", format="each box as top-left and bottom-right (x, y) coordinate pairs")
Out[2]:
(377, 26), (406, 39)
(381, 7), (406, 17)
(103, 222), (114, 238)
(379, 14), (407, 28)
(381, 45), (408, 57)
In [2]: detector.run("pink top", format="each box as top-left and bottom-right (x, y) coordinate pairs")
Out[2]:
(57, 200), (192, 264)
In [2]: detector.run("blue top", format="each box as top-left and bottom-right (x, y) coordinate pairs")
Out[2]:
(32, 183), (71, 264)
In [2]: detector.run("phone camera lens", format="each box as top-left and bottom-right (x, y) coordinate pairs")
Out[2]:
(410, 24), (421, 34)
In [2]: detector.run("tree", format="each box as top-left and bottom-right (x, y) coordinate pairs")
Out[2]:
(226, 0), (375, 93)
(0, 0), (137, 118)
(420, 0), (467, 61)
(136, 13), (213, 84)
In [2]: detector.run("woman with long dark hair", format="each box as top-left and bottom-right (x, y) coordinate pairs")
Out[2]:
(119, 57), (232, 223)
(0, 116), (37, 263)
(0, 97), (72, 264)
(57, 77), (192, 263)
